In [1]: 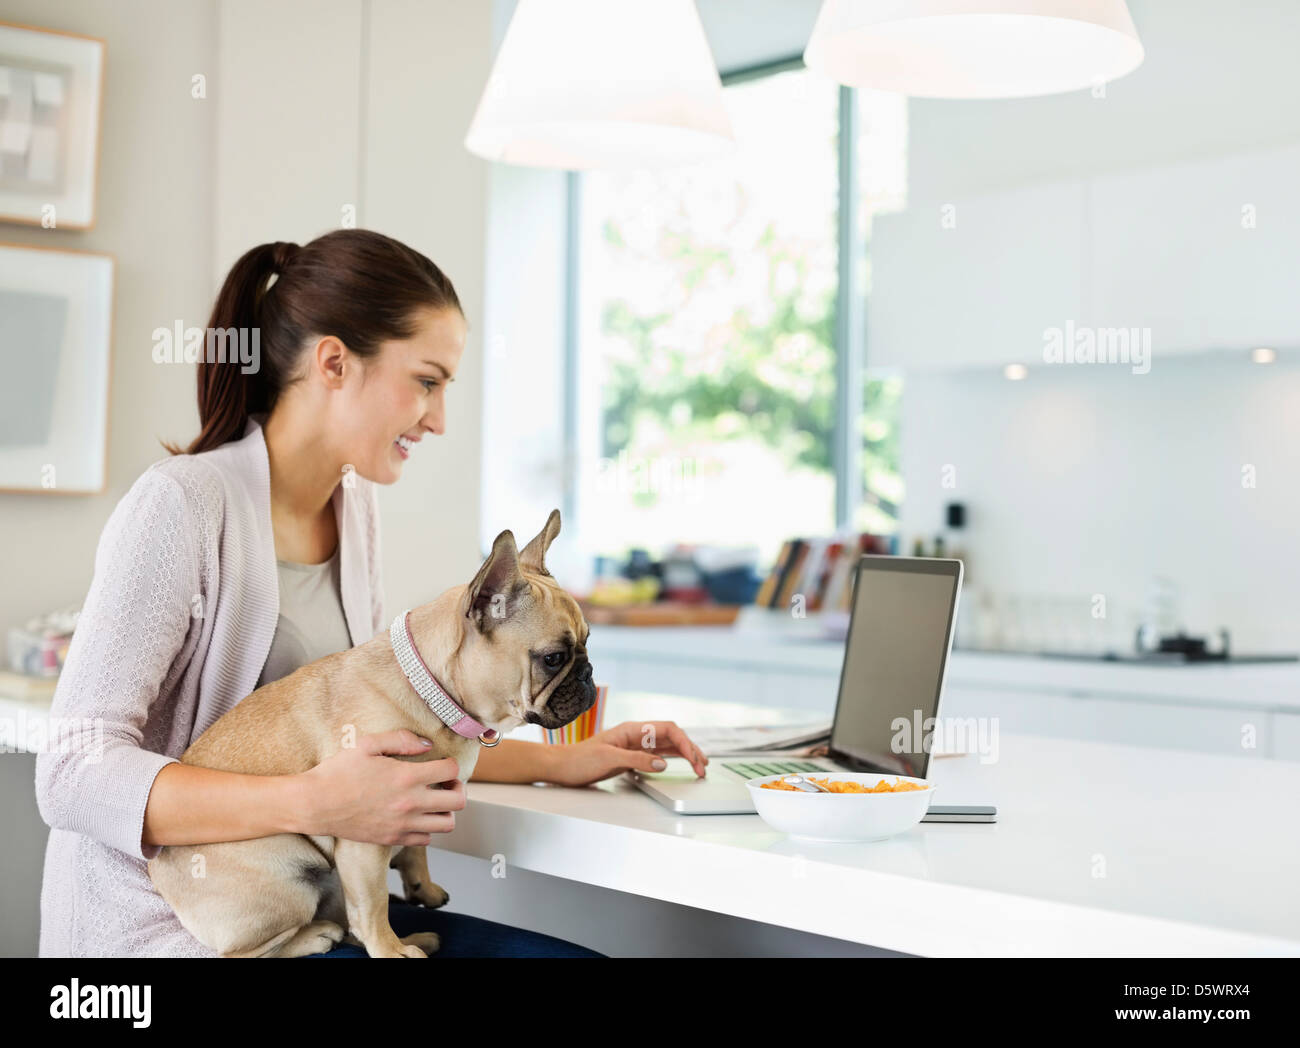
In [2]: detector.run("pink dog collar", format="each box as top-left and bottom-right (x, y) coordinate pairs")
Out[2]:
(389, 610), (500, 747)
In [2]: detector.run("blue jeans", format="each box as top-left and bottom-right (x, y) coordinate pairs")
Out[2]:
(300, 900), (606, 958)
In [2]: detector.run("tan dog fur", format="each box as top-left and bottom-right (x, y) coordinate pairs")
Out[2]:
(147, 509), (595, 957)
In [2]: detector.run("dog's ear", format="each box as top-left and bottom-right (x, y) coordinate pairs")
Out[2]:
(465, 529), (530, 635)
(518, 508), (561, 576)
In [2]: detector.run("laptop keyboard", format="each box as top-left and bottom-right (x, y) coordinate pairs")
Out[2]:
(722, 760), (825, 779)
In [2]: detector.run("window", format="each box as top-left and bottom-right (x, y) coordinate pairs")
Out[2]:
(573, 64), (907, 570)
(856, 85), (908, 534)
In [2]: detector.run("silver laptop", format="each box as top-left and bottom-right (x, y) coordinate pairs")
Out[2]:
(628, 555), (996, 822)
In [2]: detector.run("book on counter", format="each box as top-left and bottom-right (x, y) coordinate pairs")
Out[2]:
(754, 532), (892, 612)
(752, 539), (791, 608)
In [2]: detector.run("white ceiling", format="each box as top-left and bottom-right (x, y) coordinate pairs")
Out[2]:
(694, 0), (822, 75)
(491, 0), (822, 77)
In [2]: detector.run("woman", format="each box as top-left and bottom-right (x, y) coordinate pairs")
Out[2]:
(33, 228), (708, 958)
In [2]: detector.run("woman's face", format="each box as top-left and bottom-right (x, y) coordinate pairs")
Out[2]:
(335, 306), (466, 484)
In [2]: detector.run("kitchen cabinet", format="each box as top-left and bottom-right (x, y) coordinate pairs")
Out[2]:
(1072, 694), (1269, 759)
(940, 685), (1282, 760)
(868, 181), (1086, 371)
(1086, 143), (1300, 354)
(1273, 711), (1300, 761)
(940, 684), (1099, 741)
(867, 144), (1300, 371)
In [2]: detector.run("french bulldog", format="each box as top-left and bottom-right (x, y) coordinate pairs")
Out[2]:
(148, 508), (596, 957)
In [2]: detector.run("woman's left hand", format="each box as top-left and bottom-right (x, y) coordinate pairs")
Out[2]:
(545, 720), (709, 787)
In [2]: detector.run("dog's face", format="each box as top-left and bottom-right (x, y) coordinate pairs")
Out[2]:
(455, 509), (597, 732)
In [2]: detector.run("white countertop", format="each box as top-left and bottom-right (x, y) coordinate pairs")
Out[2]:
(438, 691), (1300, 956)
(589, 622), (1300, 710)
(7, 683), (1297, 954)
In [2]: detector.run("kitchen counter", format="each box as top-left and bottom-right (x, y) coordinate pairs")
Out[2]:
(438, 692), (1300, 956)
(6, 685), (1296, 955)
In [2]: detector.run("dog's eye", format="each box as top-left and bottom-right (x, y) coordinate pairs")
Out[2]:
(542, 651), (566, 669)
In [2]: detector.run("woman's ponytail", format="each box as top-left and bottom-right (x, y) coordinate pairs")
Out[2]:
(162, 229), (461, 457)
(161, 241), (295, 455)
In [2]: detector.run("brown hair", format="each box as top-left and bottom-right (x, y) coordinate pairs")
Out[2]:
(162, 229), (463, 456)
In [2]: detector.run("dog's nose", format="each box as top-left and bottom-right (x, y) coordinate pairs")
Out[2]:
(577, 660), (593, 683)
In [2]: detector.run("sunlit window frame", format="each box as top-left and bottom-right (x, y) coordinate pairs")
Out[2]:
(562, 55), (866, 534)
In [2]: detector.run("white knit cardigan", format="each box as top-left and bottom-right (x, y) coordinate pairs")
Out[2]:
(33, 412), (385, 956)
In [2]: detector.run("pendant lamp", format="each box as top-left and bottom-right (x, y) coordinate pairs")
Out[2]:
(465, 0), (735, 170)
(803, 0), (1144, 98)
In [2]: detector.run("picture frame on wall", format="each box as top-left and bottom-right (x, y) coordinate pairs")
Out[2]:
(0, 242), (114, 494)
(0, 21), (105, 230)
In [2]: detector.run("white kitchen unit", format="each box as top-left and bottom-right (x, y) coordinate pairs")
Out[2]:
(1086, 143), (1300, 354)
(1274, 713), (1300, 761)
(869, 144), (1300, 371)
(586, 620), (1300, 761)
(868, 180), (1087, 371)
(945, 686), (1272, 760)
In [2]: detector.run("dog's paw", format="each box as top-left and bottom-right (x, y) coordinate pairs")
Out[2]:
(301, 922), (346, 955)
(400, 942), (433, 958)
(407, 880), (451, 909)
(400, 931), (441, 957)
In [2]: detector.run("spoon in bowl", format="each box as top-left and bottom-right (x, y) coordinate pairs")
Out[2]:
(781, 774), (830, 793)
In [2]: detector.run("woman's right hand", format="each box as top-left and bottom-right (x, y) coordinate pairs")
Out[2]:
(294, 730), (465, 846)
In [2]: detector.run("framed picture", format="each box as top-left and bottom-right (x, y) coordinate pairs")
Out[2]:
(0, 242), (113, 494)
(0, 22), (104, 229)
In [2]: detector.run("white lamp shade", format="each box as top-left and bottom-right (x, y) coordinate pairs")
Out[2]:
(465, 0), (735, 170)
(803, 0), (1144, 98)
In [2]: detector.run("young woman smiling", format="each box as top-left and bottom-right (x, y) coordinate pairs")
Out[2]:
(35, 229), (708, 958)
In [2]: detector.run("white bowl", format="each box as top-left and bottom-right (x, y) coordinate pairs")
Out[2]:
(746, 772), (936, 842)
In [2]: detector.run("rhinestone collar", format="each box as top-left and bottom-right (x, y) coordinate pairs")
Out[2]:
(389, 610), (500, 747)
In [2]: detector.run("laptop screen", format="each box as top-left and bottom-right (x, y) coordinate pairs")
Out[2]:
(828, 556), (962, 778)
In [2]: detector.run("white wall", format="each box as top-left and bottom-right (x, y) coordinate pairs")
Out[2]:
(214, 0), (497, 611)
(0, 0), (216, 636)
(0, 0), (218, 957)
(363, 0), (494, 600)
(478, 158), (571, 555)
(0, 0), (501, 632)
(212, 0), (363, 274)
(900, 355), (1300, 653)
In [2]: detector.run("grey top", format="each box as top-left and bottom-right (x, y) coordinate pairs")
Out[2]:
(256, 543), (354, 688)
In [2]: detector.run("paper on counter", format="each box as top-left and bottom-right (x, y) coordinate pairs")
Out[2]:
(678, 721), (832, 756)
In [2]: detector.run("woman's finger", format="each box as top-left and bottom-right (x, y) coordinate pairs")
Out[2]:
(641, 721), (709, 773)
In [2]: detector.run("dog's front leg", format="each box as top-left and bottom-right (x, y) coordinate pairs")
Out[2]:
(391, 846), (451, 908)
(334, 839), (427, 958)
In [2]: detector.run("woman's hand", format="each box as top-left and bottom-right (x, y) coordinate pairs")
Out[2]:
(545, 720), (709, 787)
(294, 729), (464, 846)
